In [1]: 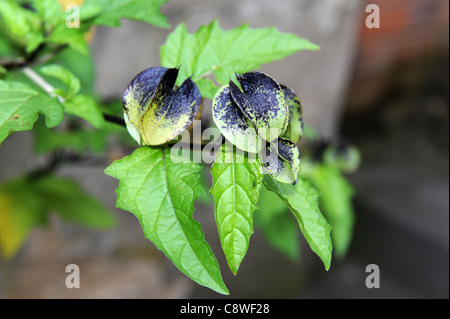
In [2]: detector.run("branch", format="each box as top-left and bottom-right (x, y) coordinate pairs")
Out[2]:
(22, 66), (65, 103)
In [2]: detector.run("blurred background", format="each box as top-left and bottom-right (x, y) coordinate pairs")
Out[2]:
(0, 0), (448, 298)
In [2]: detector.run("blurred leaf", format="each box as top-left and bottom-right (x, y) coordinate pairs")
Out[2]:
(160, 20), (319, 98)
(82, 0), (170, 28)
(51, 48), (95, 96)
(47, 23), (88, 55)
(33, 0), (63, 33)
(0, 178), (47, 258)
(33, 118), (109, 154)
(0, 80), (64, 145)
(105, 146), (229, 294)
(40, 64), (81, 99)
(33, 175), (116, 228)
(300, 161), (355, 259)
(263, 175), (332, 270)
(210, 143), (262, 274)
(254, 185), (300, 261)
(0, 173), (115, 258)
(63, 94), (105, 128)
(0, 0), (40, 47)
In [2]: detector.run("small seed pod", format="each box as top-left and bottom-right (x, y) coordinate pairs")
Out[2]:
(122, 67), (201, 146)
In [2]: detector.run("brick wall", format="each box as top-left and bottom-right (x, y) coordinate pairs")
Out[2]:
(346, 0), (449, 113)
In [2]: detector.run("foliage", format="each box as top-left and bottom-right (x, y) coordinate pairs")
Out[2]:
(0, 0), (359, 295)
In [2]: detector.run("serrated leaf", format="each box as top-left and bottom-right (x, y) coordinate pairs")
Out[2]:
(0, 80), (64, 145)
(300, 162), (355, 259)
(212, 85), (262, 153)
(281, 85), (303, 143)
(82, 0), (170, 28)
(255, 185), (300, 261)
(230, 72), (288, 142)
(263, 175), (332, 270)
(210, 143), (262, 274)
(160, 20), (319, 96)
(105, 146), (229, 294)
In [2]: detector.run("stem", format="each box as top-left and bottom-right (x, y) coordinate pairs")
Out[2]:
(22, 66), (66, 103)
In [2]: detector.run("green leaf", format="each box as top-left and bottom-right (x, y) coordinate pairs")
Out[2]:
(210, 143), (262, 274)
(33, 118), (109, 154)
(33, 175), (116, 228)
(105, 146), (229, 294)
(40, 64), (81, 99)
(82, 0), (170, 28)
(0, 80), (64, 145)
(255, 185), (300, 261)
(0, 0), (40, 45)
(263, 175), (332, 270)
(33, 0), (63, 33)
(63, 94), (105, 128)
(0, 174), (115, 258)
(47, 23), (89, 55)
(300, 162), (355, 259)
(160, 20), (319, 96)
(0, 178), (47, 258)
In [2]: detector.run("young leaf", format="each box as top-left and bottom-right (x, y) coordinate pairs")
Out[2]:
(0, 80), (64, 145)
(105, 146), (229, 294)
(160, 20), (320, 97)
(82, 0), (170, 28)
(263, 175), (332, 270)
(210, 143), (262, 274)
(300, 162), (355, 259)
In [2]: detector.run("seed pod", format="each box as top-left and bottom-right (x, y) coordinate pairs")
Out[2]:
(122, 67), (201, 145)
